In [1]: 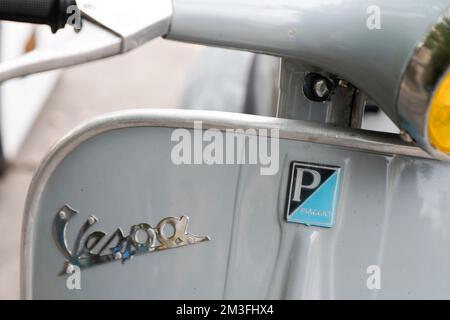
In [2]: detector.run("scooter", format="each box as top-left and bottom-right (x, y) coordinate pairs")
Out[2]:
(0, 0), (449, 299)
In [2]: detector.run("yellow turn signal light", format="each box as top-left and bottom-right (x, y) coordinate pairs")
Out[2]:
(429, 73), (450, 153)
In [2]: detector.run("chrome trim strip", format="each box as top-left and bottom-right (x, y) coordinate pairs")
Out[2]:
(20, 108), (431, 299)
(397, 8), (450, 161)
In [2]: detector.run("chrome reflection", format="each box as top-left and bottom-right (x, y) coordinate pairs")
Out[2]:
(397, 8), (450, 160)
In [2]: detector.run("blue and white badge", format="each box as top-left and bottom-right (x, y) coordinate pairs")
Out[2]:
(286, 162), (341, 228)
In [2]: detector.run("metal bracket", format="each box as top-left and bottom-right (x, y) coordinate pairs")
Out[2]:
(277, 59), (359, 128)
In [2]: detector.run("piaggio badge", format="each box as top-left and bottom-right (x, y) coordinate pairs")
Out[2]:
(286, 162), (342, 228)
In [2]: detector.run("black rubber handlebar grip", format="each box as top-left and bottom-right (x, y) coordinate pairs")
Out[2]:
(0, 0), (77, 33)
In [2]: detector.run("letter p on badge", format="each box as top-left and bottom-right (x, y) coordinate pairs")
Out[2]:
(286, 162), (342, 228)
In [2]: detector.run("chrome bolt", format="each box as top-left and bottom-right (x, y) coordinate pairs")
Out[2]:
(88, 215), (96, 225)
(114, 252), (122, 260)
(400, 129), (414, 143)
(59, 211), (66, 220)
(313, 79), (331, 99)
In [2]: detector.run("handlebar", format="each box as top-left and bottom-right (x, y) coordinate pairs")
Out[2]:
(0, 0), (77, 33)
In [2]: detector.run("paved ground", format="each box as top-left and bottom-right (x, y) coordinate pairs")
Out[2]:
(0, 38), (202, 299)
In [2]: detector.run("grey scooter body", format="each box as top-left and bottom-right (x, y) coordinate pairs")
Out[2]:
(0, 0), (446, 299)
(23, 110), (450, 299)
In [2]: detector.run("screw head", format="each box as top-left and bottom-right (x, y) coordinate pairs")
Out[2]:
(59, 211), (67, 220)
(88, 216), (96, 225)
(313, 79), (331, 99)
(114, 252), (122, 260)
(303, 73), (334, 102)
(400, 129), (414, 143)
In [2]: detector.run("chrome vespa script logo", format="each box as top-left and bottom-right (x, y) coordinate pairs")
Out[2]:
(53, 205), (210, 275)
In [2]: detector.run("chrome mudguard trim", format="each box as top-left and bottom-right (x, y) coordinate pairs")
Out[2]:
(20, 109), (430, 299)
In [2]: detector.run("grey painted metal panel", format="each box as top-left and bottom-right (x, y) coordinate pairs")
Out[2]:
(168, 0), (450, 122)
(180, 47), (255, 113)
(23, 110), (450, 299)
